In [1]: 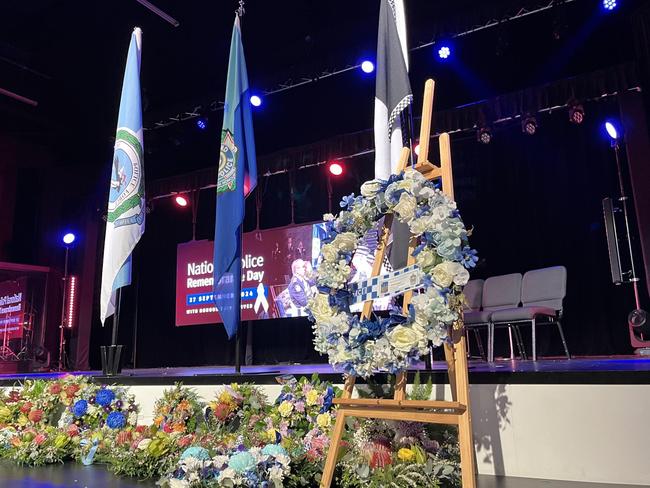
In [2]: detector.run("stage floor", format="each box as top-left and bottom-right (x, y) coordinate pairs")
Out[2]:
(1, 356), (649, 386)
(0, 462), (643, 488)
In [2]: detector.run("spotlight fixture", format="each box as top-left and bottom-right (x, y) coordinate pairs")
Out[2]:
(477, 127), (492, 144)
(66, 276), (78, 328)
(196, 118), (207, 130)
(250, 95), (262, 107)
(414, 143), (420, 156)
(328, 162), (344, 176)
(603, 0), (617, 11)
(175, 195), (189, 207)
(605, 121), (619, 141)
(568, 100), (585, 124)
(360, 60), (375, 73)
(62, 233), (76, 245)
(438, 46), (451, 59)
(522, 115), (538, 136)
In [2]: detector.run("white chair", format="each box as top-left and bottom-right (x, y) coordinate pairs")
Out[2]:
(463, 279), (487, 360)
(490, 266), (570, 361)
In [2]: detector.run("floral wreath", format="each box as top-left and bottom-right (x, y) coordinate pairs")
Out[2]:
(307, 168), (478, 378)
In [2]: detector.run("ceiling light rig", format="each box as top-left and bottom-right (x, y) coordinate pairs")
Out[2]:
(477, 127), (493, 144)
(568, 100), (585, 124)
(522, 114), (538, 135)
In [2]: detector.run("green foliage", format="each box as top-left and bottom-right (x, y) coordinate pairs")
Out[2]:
(408, 372), (433, 401)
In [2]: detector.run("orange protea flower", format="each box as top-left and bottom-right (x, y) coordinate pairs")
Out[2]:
(19, 402), (33, 414)
(173, 423), (185, 433)
(368, 441), (393, 469)
(48, 383), (62, 395)
(65, 384), (80, 398)
(10, 436), (21, 447)
(153, 416), (164, 427)
(28, 409), (43, 423)
(160, 406), (171, 415)
(177, 400), (190, 411)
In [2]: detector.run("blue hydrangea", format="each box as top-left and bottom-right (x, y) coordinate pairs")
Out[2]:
(106, 411), (126, 429)
(261, 444), (287, 457)
(95, 388), (115, 407)
(180, 446), (211, 461)
(72, 399), (88, 417)
(228, 451), (257, 473)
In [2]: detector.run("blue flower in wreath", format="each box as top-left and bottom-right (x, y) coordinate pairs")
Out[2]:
(106, 411), (126, 429)
(340, 194), (356, 209)
(461, 246), (479, 268)
(261, 443), (287, 457)
(95, 388), (115, 407)
(73, 399), (88, 417)
(228, 450), (257, 473)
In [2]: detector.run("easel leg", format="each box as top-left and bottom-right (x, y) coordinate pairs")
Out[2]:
(444, 343), (458, 402)
(320, 408), (347, 488)
(455, 335), (477, 488)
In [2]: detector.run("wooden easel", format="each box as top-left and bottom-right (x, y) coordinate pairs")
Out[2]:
(320, 79), (476, 488)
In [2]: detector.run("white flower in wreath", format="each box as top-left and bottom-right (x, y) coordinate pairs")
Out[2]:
(360, 179), (382, 199)
(323, 213), (335, 222)
(415, 248), (437, 272)
(410, 215), (434, 236)
(320, 243), (338, 262)
(431, 263), (454, 288)
(169, 479), (190, 488)
(403, 167), (426, 183)
(387, 325), (426, 353)
(333, 232), (358, 252)
(449, 262), (470, 285)
(393, 192), (418, 222)
(308, 294), (335, 322)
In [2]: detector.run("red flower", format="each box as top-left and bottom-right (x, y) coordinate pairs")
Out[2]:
(49, 383), (62, 395)
(28, 409), (43, 423)
(163, 423), (173, 433)
(19, 402), (33, 414)
(7, 391), (21, 403)
(177, 435), (193, 448)
(65, 384), (80, 398)
(116, 430), (132, 446)
(66, 424), (79, 437)
(135, 425), (147, 434)
(33, 433), (47, 446)
(213, 402), (233, 422)
(369, 441), (393, 469)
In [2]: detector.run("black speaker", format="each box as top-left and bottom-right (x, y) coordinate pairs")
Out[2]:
(603, 197), (624, 284)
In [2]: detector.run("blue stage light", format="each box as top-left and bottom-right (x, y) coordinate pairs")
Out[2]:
(438, 46), (451, 59)
(62, 233), (76, 245)
(605, 121), (619, 140)
(603, 0), (617, 11)
(250, 95), (262, 107)
(360, 60), (375, 73)
(196, 118), (207, 130)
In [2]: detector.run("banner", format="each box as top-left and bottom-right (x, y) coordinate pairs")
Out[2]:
(176, 223), (392, 327)
(0, 279), (25, 339)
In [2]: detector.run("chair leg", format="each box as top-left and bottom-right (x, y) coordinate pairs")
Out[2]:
(465, 330), (472, 358)
(488, 322), (495, 363)
(513, 325), (527, 360)
(532, 317), (537, 361)
(474, 329), (486, 361)
(507, 326), (515, 360)
(557, 319), (570, 359)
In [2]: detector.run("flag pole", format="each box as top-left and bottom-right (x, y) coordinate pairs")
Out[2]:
(111, 288), (121, 346)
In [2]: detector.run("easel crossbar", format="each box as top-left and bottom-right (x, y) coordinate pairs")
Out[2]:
(339, 407), (461, 425)
(334, 398), (465, 411)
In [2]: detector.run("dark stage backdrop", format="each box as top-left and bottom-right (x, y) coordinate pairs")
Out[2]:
(89, 99), (638, 369)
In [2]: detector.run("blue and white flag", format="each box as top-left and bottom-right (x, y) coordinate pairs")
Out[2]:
(213, 15), (257, 339)
(100, 28), (145, 324)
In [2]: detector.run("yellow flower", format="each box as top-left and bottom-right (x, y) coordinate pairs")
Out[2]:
(306, 390), (320, 406)
(219, 391), (233, 404)
(265, 428), (278, 442)
(278, 400), (294, 417)
(54, 434), (69, 449)
(17, 415), (28, 427)
(398, 448), (416, 462)
(316, 413), (331, 429)
(0, 406), (12, 422)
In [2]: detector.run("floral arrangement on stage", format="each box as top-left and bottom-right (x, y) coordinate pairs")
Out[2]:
(308, 168), (477, 378)
(0, 373), (460, 485)
(336, 418), (460, 488)
(153, 383), (204, 434)
(204, 383), (268, 440)
(158, 444), (292, 487)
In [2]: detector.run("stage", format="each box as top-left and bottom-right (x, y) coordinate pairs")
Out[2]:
(1, 356), (649, 485)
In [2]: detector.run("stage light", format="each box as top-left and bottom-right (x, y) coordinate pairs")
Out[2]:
(328, 162), (344, 176)
(477, 127), (492, 144)
(250, 95), (262, 107)
(196, 118), (207, 130)
(175, 195), (189, 207)
(414, 143), (420, 156)
(605, 121), (619, 140)
(522, 115), (538, 136)
(66, 276), (78, 328)
(360, 60), (375, 73)
(603, 0), (617, 11)
(438, 46), (451, 59)
(568, 100), (585, 124)
(62, 233), (76, 245)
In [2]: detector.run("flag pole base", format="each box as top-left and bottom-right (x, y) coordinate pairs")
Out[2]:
(101, 345), (124, 376)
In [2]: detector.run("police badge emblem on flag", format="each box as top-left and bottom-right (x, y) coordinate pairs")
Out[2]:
(108, 128), (145, 228)
(218, 129), (238, 193)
